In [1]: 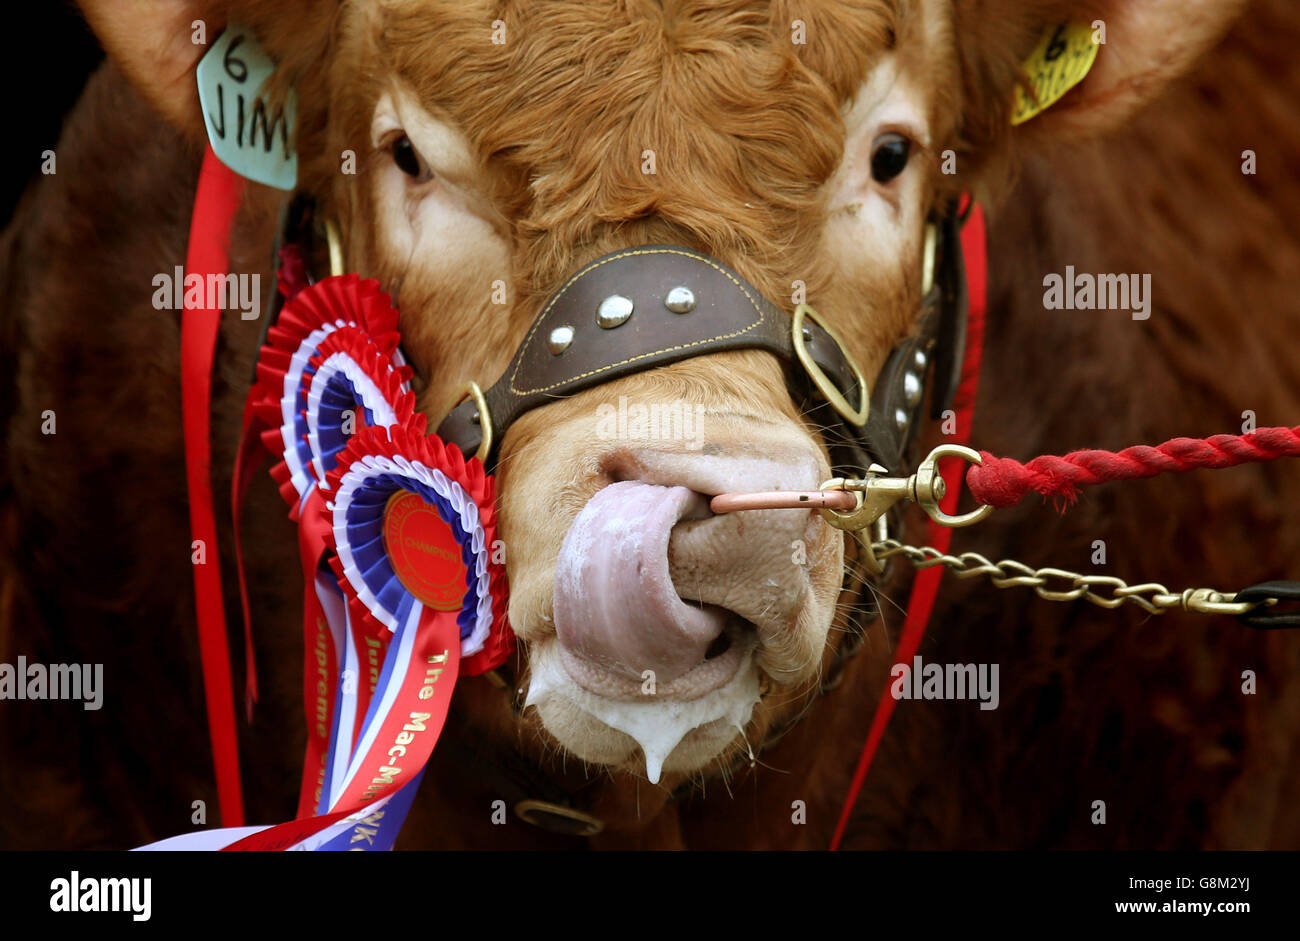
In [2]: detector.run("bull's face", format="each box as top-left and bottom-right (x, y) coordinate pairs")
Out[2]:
(80, 0), (1244, 795)
(322, 0), (957, 782)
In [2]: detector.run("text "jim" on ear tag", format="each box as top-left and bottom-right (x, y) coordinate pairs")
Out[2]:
(197, 27), (299, 190)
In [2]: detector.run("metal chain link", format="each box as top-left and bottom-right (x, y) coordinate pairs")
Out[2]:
(870, 538), (1275, 617)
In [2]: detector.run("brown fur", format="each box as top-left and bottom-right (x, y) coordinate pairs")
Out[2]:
(3, 0), (1299, 849)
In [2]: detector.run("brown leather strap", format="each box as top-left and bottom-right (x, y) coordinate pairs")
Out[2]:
(436, 244), (867, 470)
(272, 204), (967, 478)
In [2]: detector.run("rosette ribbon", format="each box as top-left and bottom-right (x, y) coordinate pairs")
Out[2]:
(142, 423), (511, 850)
(242, 275), (423, 816)
(248, 273), (414, 513)
(143, 274), (513, 850)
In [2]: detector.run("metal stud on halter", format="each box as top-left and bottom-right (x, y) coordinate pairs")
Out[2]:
(664, 286), (696, 313)
(596, 294), (634, 328)
(548, 325), (575, 354)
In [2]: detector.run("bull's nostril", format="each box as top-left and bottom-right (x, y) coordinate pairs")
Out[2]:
(704, 631), (732, 661)
(665, 490), (714, 523)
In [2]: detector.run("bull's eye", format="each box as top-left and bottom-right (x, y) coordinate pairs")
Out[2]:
(391, 134), (432, 183)
(870, 133), (912, 184)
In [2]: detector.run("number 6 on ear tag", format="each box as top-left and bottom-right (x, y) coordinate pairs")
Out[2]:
(196, 26), (299, 190)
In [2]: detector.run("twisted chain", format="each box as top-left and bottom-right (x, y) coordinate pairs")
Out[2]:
(870, 538), (1273, 617)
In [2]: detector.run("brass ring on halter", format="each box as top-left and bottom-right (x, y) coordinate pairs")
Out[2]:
(324, 218), (345, 277)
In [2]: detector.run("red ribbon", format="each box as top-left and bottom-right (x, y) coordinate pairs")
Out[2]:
(224, 606), (461, 850)
(231, 399), (267, 720)
(295, 490), (337, 817)
(182, 145), (247, 827)
(829, 201), (988, 849)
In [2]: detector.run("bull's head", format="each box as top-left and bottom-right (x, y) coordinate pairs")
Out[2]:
(83, 0), (1246, 815)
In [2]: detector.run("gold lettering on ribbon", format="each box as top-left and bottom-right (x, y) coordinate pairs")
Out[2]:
(311, 618), (331, 807)
(314, 621), (330, 738)
(365, 636), (382, 694)
(359, 651), (450, 802)
(348, 808), (386, 850)
(402, 536), (458, 562)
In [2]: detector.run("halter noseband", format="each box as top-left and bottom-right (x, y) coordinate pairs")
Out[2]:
(274, 196), (972, 479)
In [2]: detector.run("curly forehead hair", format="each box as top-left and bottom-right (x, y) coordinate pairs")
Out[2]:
(197, 0), (1095, 298)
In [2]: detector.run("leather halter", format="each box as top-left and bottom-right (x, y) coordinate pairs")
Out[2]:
(433, 210), (969, 477)
(268, 197), (972, 836)
(271, 197), (969, 476)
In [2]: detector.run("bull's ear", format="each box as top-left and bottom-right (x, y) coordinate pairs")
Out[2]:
(1016, 0), (1250, 141)
(77, 1), (225, 140)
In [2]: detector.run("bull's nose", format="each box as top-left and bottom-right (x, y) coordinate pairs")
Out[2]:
(553, 481), (726, 687)
(553, 446), (824, 695)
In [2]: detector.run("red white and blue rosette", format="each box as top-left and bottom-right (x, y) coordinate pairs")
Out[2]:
(250, 275), (415, 515)
(304, 329), (422, 488)
(140, 274), (515, 851)
(325, 425), (511, 673)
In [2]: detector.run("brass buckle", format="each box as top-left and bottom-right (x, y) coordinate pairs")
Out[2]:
(450, 380), (493, 466)
(792, 303), (869, 427)
(514, 799), (605, 837)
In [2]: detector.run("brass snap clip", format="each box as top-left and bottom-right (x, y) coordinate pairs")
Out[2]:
(912, 444), (995, 528)
(817, 444), (994, 533)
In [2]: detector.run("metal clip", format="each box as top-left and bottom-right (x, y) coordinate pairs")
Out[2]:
(913, 444), (994, 528)
(323, 218), (345, 278)
(1177, 588), (1260, 617)
(818, 444), (993, 533)
(514, 800), (604, 837)
(857, 513), (891, 578)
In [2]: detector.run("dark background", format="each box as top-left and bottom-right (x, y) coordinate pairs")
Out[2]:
(4, 4), (103, 223)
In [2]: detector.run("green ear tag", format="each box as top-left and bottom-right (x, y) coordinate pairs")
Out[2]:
(1011, 21), (1101, 126)
(196, 26), (298, 190)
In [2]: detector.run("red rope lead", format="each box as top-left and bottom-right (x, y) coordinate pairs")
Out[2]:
(966, 426), (1300, 510)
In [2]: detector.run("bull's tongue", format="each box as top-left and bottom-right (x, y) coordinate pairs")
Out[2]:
(544, 481), (761, 783)
(553, 481), (729, 685)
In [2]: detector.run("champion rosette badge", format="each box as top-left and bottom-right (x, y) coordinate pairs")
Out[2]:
(326, 425), (513, 676)
(250, 274), (417, 513)
(384, 490), (470, 611)
(145, 254), (515, 849)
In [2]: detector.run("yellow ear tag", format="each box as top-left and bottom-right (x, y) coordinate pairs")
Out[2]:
(1011, 21), (1101, 126)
